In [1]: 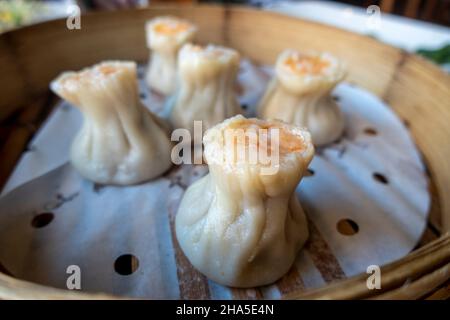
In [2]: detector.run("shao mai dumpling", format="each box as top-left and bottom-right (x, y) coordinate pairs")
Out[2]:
(258, 49), (346, 146)
(146, 16), (197, 95)
(51, 61), (173, 185)
(169, 44), (241, 134)
(176, 115), (314, 287)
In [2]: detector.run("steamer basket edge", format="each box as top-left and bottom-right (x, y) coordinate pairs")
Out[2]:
(0, 4), (449, 300)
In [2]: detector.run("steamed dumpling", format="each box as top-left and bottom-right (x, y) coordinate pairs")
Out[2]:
(169, 44), (241, 134)
(176, 115), (314, 287)
(146, 16), (197, 95)
(258, 49), (346, 146)
(50, 61), (173, 185)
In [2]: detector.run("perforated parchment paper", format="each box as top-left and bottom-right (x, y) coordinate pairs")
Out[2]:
(0, 61), (429, 299)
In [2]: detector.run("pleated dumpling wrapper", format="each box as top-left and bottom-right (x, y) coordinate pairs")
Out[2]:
(176, 115), (314, 287)
(258, 49), (346, 146)
(146, 16), (197, 95)
(169, 44), (241, 134)
(50, 61), (173, 185)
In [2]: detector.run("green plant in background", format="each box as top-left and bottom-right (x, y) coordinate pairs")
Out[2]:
(0, 0), (44, 33)
(416, 44), (450, 66)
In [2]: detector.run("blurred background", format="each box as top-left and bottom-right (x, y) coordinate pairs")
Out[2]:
(0, 0), (449, 68)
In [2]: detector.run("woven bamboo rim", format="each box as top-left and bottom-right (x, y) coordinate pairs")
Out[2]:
(0, 5), (448, 299)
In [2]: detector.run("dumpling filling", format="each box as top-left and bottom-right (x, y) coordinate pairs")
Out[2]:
(51, 61), (173, 185)
(258, 49), (346, 146)
(176, 115), (314, 287)
(169, 44), (241, 135)
(146, 16), (197, 95)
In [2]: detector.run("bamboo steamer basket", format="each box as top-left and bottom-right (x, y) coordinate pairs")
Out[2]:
(0, 5), (448, 300)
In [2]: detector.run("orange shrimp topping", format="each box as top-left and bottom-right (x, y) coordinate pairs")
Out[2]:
(228, 119), (305, 157)
(284, 54), (330, 75)
(154, 21), (190, 35)
(97, 65), (117, 75)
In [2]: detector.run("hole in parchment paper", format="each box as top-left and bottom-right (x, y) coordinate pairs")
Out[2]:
(31, 212), (54, 228)
(363, 127), (377, 136)
(337, 219), (359, 236)
(306, 168), (315, 176)
(373, 172), (389, 184)
(114, 254), (139, 275)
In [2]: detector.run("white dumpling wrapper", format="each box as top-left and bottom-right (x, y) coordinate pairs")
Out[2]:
(51, 61), (173, 185)
(169, 44), (241, 134)
(146, 16), (197, 95)
(176, 115), (314, 287)
(258, 50), (346, 146)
